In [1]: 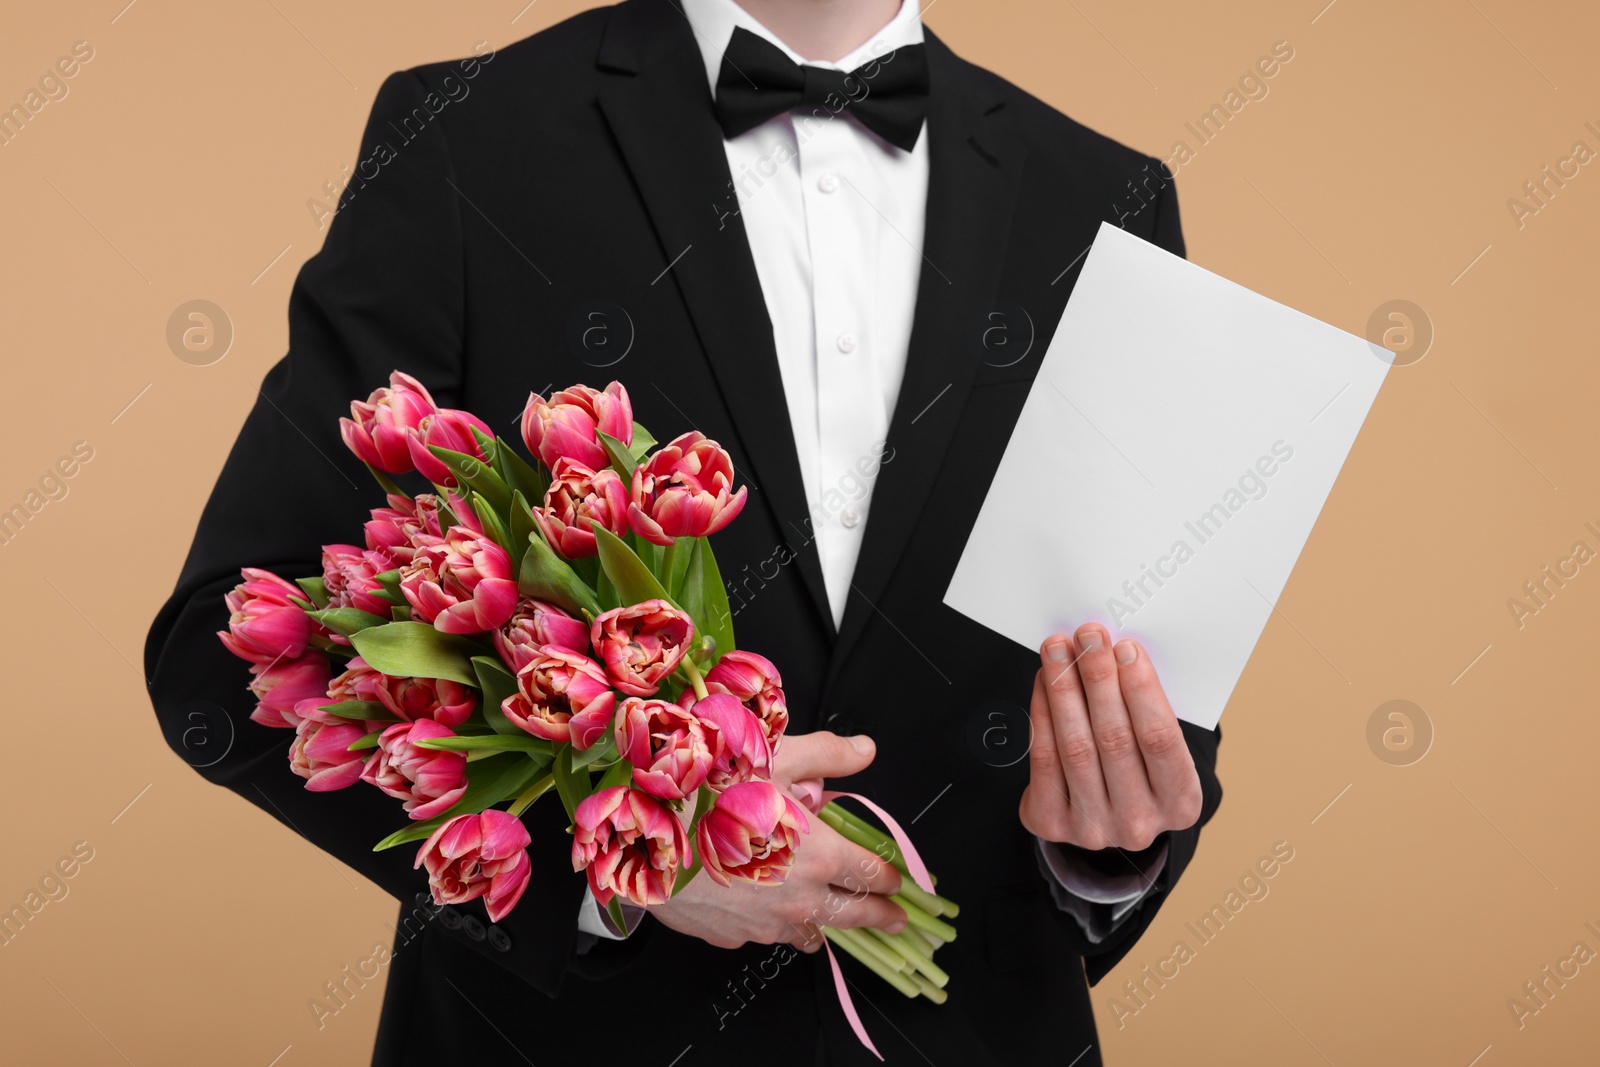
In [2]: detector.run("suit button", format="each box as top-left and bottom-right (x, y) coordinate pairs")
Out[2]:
(461, 915), (486, 941)
(438, 906), (463, 930)
(488, 926), (513, 953)
(826, 712), (856, 735)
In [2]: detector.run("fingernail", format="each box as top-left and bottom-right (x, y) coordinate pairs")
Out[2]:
(850, 735), (875, 755)
(1115, 640), (1136, 665)
(1079, 630), (1102, 652)
(1045, 639), (1071, 663)
(887, 919), (906, 934)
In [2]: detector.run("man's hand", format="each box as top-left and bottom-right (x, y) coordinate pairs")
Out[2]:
(1020, 624), (1203, 851)
(647, 731), (906, 953)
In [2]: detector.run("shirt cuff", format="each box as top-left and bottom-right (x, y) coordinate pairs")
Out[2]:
(1034, 836), (1169, 943)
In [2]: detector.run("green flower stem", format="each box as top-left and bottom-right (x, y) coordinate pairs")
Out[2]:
(823, 803), (940, 887)
(660, 540), (678, 594)
(681, 657), (710, 701)
(913, 929), (944, 951)
(912, 973), (949, 1005)
(507, 773), (554, 817)
(880, 930), (950, 988)
(823, 928), (919, 998)
(837, 923), (912, 974)
(819, 805), (910, 877)
(891, 895), (958, 942)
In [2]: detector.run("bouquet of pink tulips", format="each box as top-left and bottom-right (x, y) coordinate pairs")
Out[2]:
(218, 372), (958, 1029)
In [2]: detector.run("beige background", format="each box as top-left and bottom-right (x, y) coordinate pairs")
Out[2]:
(2, 1), (1597, 1063)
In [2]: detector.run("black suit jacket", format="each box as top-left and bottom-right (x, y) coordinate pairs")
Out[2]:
(145, 3), (1222, 1063)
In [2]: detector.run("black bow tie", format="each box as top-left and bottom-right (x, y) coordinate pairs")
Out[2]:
(712, 26), (930, 152)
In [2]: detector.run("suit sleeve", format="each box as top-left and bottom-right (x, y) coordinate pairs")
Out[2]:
(143, 69), (614, 998)
(1041, 169), (1225, 983)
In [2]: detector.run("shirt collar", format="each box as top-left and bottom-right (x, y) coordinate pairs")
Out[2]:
(678, 0), (925, 98)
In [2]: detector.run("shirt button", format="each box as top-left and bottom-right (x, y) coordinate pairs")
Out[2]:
(841, 506), (862, 528)
(836, 333), (857, 353)
(818, 173), (840, 194)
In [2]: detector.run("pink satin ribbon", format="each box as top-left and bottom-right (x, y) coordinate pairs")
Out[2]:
(800, 788), (938, 1059)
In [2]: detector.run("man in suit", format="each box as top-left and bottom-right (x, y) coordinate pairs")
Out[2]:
(146, 0), (1221, 1062)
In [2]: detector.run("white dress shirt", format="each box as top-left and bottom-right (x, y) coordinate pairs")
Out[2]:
(576, 0), (1165, 945)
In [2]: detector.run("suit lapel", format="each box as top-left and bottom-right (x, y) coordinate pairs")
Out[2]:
(827, 32), (1028, 683)
(595, 0), (835, 635)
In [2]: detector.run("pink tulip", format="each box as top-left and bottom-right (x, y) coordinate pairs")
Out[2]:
(571, 786), (688, 908)
(406, 408), (495, 487)
(361, 719), (469, 821)
(501, 647), (617, 748)
(218, 568), (313, 666)
(533, 458), (630, 560)
(400, 526), (518, 635)
(248, 652), (332, 729)
(705, 650), (789, 745)
(614, 697), (720, 801)
(590, 599), (694, 697)
(495, 599), (591, 673)
(339, 371), (438, 474)
(415, 810), (533, 923)
(685, 692), (772, 791)
(520, 382), (633, 472)
(365, 493), (448, 565)
(321, 544), (395, 617)
(627, 432), (748, 546)
(327, 657), (476, 728)
(696, 780), (809, 888)
(288, 700), (368, 791)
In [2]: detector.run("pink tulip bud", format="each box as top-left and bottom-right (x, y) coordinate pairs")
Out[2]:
(400, 526), (518, 635)
(684, 692), (772, 791)
(495, 599), (591, 673)
(340, 371), (438, 474)
(501, 647), (617, 749)
(627, 432), (748, 546)
(703, 650), (789, 746)
(365, 493), (448, 565)
(520, 382), (633, 472)
(571, 786), (688, 907)
(416, 810), (533, 923)
(218, 568), (313, 666)
(614, 697), (720, 801)
(696, 780), (809, 888)
(406, 408), (494, 487)
(590, 599), (695, 697)
(532, 458), (630, 559)
(248, 652), (332, 729)
(328, 657), (476, 728)
(288, 701), (369, 791)
(361, 719), (469, 821)
(321, 544), (396, 617)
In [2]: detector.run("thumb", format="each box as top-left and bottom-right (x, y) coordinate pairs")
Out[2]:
(776, 730), (876, 782)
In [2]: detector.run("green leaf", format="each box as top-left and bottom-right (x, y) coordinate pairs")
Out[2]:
(507, 491), (539, 576)
(471, 655), (523, 736)
(597, 430), (637, 480)
(551, 744), (580, 821)
(595, 567), (620, 612)
(672, 786), (718, 893)
(496, 438), (549, 506)
(295, 577), (330, 609)
(665, 537), (693, 599)
(364, 462), (405, 499)
(415, 734), (552, 755)
(605, 896), (629, 936)
(306, 607), (390, 638)
(629, 422), (657, 459)
(469, 426), (500, 466)
(680, 537), (735, 658)
(571, 730), (617, 771)
(318, 700), (398, 721)
(347, 729), (386, 751)
(348, 622), (481, 686)
(391, 605), (413, 622)
(427, 444), (511, 512)
(518, 526), (602, 616)
(371, 754), (545, 851)
(472, 491), (512, 552)
(371, 569), (406, 605)
(593, 526), (676, 609)
(596, 759), (632, 791)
